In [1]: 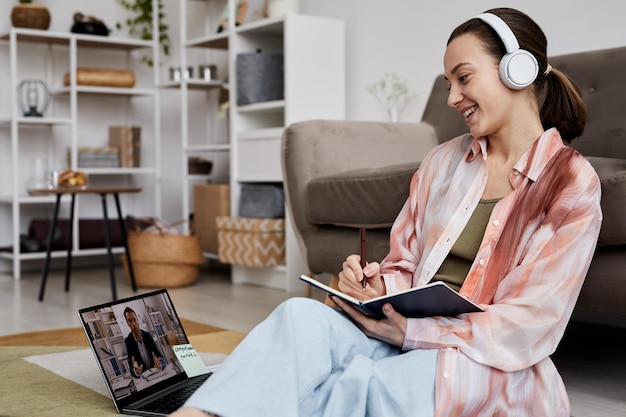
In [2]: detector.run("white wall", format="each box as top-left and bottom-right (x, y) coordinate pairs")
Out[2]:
(2, 0), (624, 125)
(300, 0), (626, 123)
(1, 0), (625, 224)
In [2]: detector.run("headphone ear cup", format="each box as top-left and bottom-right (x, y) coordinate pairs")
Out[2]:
(499, 49), (539, 90)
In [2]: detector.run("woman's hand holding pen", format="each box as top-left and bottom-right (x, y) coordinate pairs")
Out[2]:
(336, 254), (406, 346)
(338, 254), (385, 300)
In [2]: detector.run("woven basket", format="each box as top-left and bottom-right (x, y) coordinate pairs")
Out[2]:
(63, 67), (136, 88)
(122, 220), (205, 288)
(121, 255), (201, 288)
(11, 4), (50, 30)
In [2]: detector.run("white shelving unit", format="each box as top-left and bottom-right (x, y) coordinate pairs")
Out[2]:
(0, 11), (161, 279)
(175, 0), (345, 291)
(230, 12), (345, 292)
(164, 0), (231, 245)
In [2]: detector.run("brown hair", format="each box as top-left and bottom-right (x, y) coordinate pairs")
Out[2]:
(447, 8), (586, 142)
(124, 306), (136, 318)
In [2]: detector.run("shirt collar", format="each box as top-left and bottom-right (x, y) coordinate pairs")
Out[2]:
(465, 128), (565, 182)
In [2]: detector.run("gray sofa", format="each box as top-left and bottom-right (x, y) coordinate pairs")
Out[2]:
(282, 46), (626, 325)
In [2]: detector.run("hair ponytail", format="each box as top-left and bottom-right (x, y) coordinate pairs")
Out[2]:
(539, 67), (586, 143)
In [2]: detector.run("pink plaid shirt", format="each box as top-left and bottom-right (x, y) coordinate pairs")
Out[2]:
(381, 128), (602, 416)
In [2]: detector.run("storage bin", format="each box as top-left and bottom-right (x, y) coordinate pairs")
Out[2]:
(237, 128), (283, 181)
(238, 183), (285, 218)
(122, 254), (201, 288)
(122, 220), (205, 288)
(236, 52), (284, 105)
(216, 216), (285, 267)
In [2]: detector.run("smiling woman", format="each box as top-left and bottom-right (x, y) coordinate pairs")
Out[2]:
(170, 8), (602, 417)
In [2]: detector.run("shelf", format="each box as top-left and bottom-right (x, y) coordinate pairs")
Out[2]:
(160, 80), (224, 90)
(238, 127), (283, 141)
(16, 117), (73, 126)
(186, 33), (229, 49)
(54, 86), (155, 96)
(0, 194), (60, 204)
(0, 117), (72, 127)
(185, 143), (231, 152)
(80, 167), (157, 175)
(0, 246), (126, 261)
(185, 174), (214, 181)
(237, 100), (285, 114)
(0, 28), (153, 51)
(235, 16), (285, 35)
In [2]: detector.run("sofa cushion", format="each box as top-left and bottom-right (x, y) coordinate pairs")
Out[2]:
(587, 156), (626, 247)
(306, 162), (419, 228)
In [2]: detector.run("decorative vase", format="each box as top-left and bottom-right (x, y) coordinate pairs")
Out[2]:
(26, 158), (52, 194)
(11, 4), (51, 30)
(387, 107), (400, 123)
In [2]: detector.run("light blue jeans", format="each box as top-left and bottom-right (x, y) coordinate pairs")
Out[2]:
(184, 298), (437, 417)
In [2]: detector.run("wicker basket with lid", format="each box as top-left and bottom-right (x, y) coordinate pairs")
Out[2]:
(11, 3), (51, 30)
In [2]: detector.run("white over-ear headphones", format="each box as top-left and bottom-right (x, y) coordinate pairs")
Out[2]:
(475, 13), (539, 90)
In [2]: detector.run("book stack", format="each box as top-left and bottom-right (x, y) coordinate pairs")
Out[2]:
(109, 126), (141, 167)
(68, 147), (120, 168)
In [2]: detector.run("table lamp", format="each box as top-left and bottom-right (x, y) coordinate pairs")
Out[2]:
(17, 79), (51, 117)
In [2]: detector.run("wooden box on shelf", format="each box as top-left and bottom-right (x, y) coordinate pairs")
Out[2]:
(194, 184), (230, 254)
(63, 67), (136, 88)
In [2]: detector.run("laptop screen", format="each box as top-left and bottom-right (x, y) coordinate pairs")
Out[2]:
(78, 289), (191, 408)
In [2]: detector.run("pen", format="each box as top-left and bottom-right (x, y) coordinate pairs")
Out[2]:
(360, 227), (367, 288)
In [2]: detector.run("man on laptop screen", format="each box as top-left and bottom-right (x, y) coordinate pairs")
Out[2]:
(124, 306), (166, 378)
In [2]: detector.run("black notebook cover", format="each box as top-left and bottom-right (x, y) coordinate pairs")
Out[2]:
(300, 275), (484, 319)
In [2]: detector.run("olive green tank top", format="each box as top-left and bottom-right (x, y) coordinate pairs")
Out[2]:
(430, 198), (500, 291)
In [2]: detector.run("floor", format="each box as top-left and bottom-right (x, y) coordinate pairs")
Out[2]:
(0, 262), (296, 336)
(1, 264), (625, 416)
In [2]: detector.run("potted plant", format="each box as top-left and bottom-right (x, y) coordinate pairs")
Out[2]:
(11, 0), (51, 30)
(115, 0), (171, 66)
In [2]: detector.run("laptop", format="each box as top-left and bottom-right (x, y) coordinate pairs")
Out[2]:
(78, 289), (214, 416)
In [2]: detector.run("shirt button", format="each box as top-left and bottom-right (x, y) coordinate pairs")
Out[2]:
(443, 372), (450, 378)
(514, 171), (520, 176)
(478, 259), (486, 266)
(493, 220), (500, 227)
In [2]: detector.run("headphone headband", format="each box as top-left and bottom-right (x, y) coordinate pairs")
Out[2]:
(473, 12), (538, 90)
(475, 13), (519, 53)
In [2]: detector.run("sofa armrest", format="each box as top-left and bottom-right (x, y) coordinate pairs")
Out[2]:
(282, 119), (438, 267)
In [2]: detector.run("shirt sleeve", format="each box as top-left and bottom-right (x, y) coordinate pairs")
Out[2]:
(402, 169), (602, 372)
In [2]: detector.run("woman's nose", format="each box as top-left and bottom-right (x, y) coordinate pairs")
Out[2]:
(447, 84), (462, 109)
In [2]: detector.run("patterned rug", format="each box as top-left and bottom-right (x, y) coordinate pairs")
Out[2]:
(0, 319), (245, 417)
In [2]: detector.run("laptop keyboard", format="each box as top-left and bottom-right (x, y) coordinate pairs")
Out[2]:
(136, 373), (213, 413)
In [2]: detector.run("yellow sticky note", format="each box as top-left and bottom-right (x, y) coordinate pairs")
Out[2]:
(173, 344), (209, 378)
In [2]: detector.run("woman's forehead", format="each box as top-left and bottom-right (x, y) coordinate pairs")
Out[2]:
(444, 34), (493, 75)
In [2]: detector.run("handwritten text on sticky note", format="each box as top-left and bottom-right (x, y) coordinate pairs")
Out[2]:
(173, 344), (209, 378)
